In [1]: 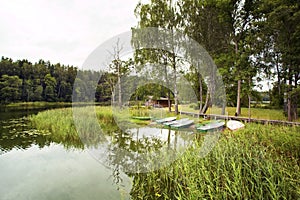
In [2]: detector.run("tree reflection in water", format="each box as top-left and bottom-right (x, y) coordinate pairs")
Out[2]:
(0, 111), (196, 198)
(87, 126), (195, 194)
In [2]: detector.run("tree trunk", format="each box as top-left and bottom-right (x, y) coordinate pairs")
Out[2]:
(112, 91), (115, 105)
(118, 64), (122, 108)
(236, 79), (241, 116)
(276, 60), (281, 96)
(201, 90), (210, 114)
(172, 54), (179, 115)
(168, 90), (171, 112)
(199, 74), (203, 114)
(248, 94), (251, 120)
(287, 93), (292, 121)
(174, 72), (178, 115)
(221, 101), (226, 115)
(289, 89), (298, 121)
(164, 57), (171, 112)
(248, 78), (251, 120)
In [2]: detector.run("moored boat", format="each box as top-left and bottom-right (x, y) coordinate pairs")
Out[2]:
(170, 119), (194, 129)
(163, 118), (189, 126)
(131, 116), (152, 120)
(156, 116), (177, 124)
(197, 120), (225, 132)
(226, 120), (245, 131)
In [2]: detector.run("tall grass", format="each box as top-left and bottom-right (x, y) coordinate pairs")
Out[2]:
(130, 106), (151, 117)
(28, 107), (82, 148)
(179, 105), (298, 121)
(130, 124), (300, 199)
(28, 106), (118, 148)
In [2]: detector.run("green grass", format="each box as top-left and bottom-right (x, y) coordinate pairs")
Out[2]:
(28, 107), (83, 148)
(2, 101), (109, 110)
(28, 106), (118, 148)
(179, 105), (299, 122)
(130, 124), (300, 199)
(4, 101), (72, 108)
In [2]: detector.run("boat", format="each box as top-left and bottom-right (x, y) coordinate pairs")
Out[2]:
(226, 120), (245, 131)
(197, 120), (225, 132)
(170, 119), (194, 129)
(156, 116), (177, 124)
(163, 118), (189, 126)
(131, 116), (152, 120)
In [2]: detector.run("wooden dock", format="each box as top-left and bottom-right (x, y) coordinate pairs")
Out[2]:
(179, 111), (300, 126)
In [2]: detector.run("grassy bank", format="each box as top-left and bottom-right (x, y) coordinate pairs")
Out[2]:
(2, 101), (110, 110)
(130, 124), (300, 199)
(179, 105), (300, 122)
(3, 101), (72, 108)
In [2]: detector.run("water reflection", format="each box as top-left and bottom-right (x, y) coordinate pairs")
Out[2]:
(0, 143), (131, 200)
(0, 108), (131, 200)
(0, 107), (199, 200)
(0, 117), (83, 155)
(89, 127), (195, 173)
(0, 117), (48, 154)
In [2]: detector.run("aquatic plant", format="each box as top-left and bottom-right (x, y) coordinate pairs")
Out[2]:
(130, 124), (300, 199)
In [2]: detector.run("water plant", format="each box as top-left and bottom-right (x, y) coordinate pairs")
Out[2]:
(130, 124), (300, 199)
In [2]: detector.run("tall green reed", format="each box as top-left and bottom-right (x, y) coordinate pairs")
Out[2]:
(130, 124), (300, 199)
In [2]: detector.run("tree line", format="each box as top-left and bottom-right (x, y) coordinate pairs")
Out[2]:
(0, 57), (113, 104)
(0, 56), (168, 105)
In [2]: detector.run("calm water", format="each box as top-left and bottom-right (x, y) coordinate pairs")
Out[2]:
(0, 107), (194, 200)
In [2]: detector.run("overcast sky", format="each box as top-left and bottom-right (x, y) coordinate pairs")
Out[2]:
(0, 0), (139, 67)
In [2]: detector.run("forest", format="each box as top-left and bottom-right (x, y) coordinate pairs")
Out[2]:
(1, 0), (299, 121)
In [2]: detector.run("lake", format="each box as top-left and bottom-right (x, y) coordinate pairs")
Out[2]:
(0, 107), (195, 200)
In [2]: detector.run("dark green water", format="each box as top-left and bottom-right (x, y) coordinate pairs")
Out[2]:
(0, 107), (194, 200)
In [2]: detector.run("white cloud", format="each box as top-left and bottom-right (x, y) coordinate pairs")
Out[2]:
(0, 0), (138, 67)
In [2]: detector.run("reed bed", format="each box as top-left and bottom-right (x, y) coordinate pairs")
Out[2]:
(28, 106), (118, 148)
(130, 124), (300, 199)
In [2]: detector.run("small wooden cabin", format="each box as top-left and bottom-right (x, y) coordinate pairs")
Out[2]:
(145, 96), (173, 107)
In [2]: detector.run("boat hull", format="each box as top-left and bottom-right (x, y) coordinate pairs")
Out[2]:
(131, 116), (152, 120)
(226, 120), (245, 131)
(170, 120), (194, 129)
(156, 117), (177, 124)
(197, 121), (225, 132)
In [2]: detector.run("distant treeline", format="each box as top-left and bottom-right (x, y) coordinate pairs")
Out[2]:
(0, 57), (113, 104)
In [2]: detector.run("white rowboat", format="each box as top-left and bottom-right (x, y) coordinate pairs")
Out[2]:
(164, 118), (189, 126)
(226, 120), (245, 131)
(156, 117), (177, 124)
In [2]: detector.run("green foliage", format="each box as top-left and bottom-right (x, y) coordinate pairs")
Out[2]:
(134, 0), (299, 118)
(0, 57), (114, 104)
(0, 57), (78, 103)
(0, 75), (22, 103)
(133, 0), (183, 114)
(44, 73), (57, 101)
